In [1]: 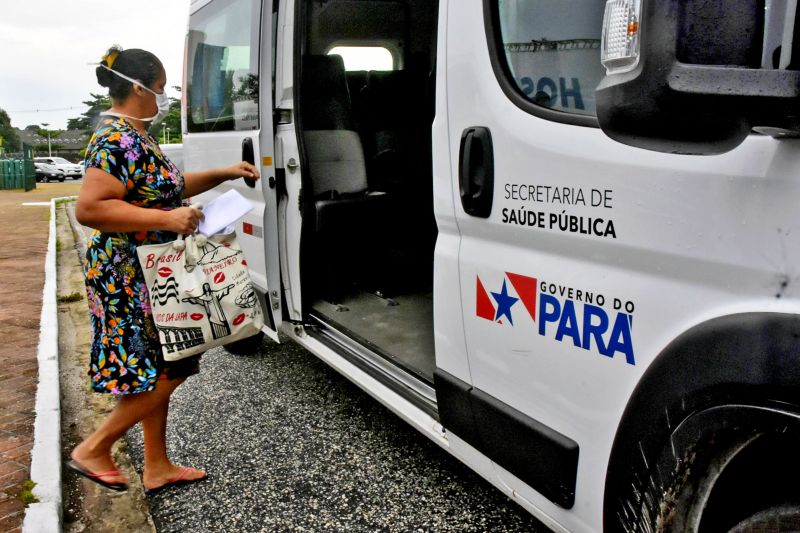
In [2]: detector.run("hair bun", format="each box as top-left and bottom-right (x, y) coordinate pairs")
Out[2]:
(96, 66), (113, 87)
(96, 45), (123, 87)
(101, 46), (122, 69)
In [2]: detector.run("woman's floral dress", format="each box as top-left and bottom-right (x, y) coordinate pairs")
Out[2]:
(83, 117), (198, 395)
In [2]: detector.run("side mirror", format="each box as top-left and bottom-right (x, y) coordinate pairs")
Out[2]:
(596, 0), (800, 155)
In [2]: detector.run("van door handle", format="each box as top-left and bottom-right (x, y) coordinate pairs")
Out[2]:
(242, 137), (256, 188)
(459, 127), (494, 218)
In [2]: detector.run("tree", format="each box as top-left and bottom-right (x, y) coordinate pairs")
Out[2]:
(67, 93), (111, 133)
(0, 108), (21, 152)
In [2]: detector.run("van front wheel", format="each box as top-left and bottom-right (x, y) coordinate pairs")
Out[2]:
(223, 331), (265, 355)
(633, 408), (800, 533)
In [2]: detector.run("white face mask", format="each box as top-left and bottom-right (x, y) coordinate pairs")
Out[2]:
(100, 64), (170, 125)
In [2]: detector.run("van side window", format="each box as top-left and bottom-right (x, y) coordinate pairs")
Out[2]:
(493, 0), (606, 117)
(328, 46), (395, 71)
(186, 0), (261, 133)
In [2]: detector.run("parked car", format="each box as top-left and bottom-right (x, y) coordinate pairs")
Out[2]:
(33, 161), (64, 183)
(34, 157), (83, 179)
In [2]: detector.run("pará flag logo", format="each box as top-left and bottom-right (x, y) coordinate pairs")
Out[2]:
(476, 273), (538, 325)
(475, 271), (636, 365)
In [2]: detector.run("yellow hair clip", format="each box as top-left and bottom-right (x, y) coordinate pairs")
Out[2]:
(102, 50), (119, 69)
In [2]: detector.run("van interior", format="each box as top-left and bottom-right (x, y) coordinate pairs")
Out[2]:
(297, 0), (439, 384)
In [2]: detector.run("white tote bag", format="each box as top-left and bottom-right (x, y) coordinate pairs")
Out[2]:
(137, 230), (264, 361)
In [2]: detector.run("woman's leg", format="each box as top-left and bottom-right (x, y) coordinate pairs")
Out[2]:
(141, 390), (172, 471)
(70, 379), (181, 484)
(140, 377), (206, 489)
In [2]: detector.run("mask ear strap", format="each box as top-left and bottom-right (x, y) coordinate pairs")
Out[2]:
(100, 64), (155, 95)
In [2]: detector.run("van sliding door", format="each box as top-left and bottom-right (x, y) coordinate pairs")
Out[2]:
(183, 0), (282, 341)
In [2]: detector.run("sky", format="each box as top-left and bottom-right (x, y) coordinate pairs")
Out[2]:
(1, 0), (191, 131)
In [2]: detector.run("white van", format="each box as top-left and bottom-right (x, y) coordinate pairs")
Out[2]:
(159, 143), (184, 173)
(182, 0), (800, 531)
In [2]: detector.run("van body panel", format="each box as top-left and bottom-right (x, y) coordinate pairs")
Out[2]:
(431, 0), (475, 391)
(275, 0), (295, 110)
(275, 129), (303, 321)
(190, 0), (213, 10)
(448, 0), (800, 529)
(273, 0), (303, 321)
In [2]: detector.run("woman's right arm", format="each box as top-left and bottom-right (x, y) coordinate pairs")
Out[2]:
(76, 168), (202, 234)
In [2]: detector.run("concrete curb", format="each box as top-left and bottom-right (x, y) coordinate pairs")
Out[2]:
(65, 203), (88, 257)
(22, 196), (77, 533)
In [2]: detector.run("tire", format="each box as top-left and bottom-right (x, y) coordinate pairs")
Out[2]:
(58, 177), (65, 182)
(223, 331), (265, 355)
(610, 407), (800, 533)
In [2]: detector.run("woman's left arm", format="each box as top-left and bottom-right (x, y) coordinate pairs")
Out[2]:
(182, 161), (260, 197)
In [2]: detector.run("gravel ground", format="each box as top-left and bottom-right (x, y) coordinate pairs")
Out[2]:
(126, 338), (547, 532)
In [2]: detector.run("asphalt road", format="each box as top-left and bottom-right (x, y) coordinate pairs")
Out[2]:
(126, 338), (547, 532)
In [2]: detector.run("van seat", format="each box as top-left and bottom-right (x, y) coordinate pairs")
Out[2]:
(301, 55), (389, 300)
(301, 54), (369, 197)
(345, 70), (370, 134)
(362, 66), (431, 192)
(357, 61), (437, 292)
(304, 130), (367, 196)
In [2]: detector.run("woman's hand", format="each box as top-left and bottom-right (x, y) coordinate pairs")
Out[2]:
(182, 162), (261, 197)
(223, 161), (260, 184)
(166, 206), (204, 234)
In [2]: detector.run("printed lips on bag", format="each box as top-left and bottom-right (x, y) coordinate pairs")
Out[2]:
(137, 232), (264, 361)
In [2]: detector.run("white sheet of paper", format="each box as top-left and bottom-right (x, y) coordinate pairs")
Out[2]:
(197, 189), (255, 236)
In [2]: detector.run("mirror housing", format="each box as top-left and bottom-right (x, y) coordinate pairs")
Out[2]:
(597, 0), (800, 155)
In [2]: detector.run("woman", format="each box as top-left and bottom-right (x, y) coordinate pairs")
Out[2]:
(68, 46), (259, 494)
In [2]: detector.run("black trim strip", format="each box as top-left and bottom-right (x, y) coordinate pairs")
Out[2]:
(482, 0), (599, 129)
(435, 369), (579, 509)
(434, 370), (481, 444)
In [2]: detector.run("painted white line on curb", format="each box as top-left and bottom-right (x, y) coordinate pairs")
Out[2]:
(22, 196), (76, 533)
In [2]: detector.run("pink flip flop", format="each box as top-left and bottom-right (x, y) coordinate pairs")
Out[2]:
(66, 459), (129, 492)
(144, 467), (208, 496)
